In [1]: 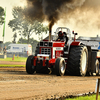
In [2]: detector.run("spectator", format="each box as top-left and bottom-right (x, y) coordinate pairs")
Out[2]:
(3, 46), (7, 55)
(0, 46), (1, 53)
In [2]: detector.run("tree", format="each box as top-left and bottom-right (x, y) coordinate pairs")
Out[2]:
(8, 7), (49, 43)
(12, 33), (17, 43)
(18, 37), (38, 53)
(0, 6), (4, 25)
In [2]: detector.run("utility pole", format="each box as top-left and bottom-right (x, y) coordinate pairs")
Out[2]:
(2, 7), (6, 47)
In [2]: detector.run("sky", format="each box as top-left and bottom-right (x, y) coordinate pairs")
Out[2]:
(0, 0), (100, 43)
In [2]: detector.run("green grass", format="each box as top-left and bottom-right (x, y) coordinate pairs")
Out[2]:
(0, 57), (27, 62)
(0, 65), (25, 67)
(65, 94), (100, 100)
(0, 57), (26, 67)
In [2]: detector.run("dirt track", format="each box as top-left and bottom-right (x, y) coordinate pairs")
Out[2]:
(0, 67), (99, 100)
(0, 61), (25, 65)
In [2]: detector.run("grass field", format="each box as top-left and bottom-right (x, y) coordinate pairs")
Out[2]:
(65, 94), (100, 100)
(0, 57), (27, 62)
(0, 65), (25, 67)
(0, 57), (26, 67)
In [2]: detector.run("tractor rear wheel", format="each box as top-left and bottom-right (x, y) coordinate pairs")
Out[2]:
(95, 59), (99, 76)
(26, 55), (35, 74)
(67, 46), (88, 76)
(55, 57), (66, 76)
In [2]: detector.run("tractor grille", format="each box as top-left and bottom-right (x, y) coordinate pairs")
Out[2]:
(41, 48), (51, 57)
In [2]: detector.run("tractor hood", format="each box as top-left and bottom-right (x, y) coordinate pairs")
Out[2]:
(39, 41), (65, 48)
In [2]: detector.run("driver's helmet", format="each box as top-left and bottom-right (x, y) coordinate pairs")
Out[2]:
(63, 32), (67, 36)
(58, 31), (64, 37)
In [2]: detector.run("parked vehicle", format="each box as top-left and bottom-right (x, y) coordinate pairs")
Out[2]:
(7, 44), (32, 57)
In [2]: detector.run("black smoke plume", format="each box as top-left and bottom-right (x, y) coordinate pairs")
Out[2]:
(24, 0), (100, 36)
(25, 0), (84, 29)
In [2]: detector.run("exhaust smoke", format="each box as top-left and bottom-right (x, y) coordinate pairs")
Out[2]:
(23, 0), (100, 38)
(25, 0), (86, 28)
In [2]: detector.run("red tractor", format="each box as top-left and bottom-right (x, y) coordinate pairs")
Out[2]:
(26, 27), (100, 76)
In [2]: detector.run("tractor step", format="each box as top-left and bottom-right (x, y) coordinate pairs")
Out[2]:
(64, 52), (68, 54)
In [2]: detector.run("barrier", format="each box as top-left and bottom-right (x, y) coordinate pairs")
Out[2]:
(95, 78), (100, 100)
(7, 52), (28, 57)
(0, 54), (7, 59)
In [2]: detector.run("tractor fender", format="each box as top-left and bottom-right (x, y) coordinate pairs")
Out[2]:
(70, 41), (82, 46)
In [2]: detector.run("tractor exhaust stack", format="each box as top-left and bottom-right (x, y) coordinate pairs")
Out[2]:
(49, 27), (51, 41)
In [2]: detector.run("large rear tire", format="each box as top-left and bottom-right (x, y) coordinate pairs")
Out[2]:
(26, 55), (35, 74)
(95, 59), (99, 76)
(67, 46), (88, 76)
(55, 57), (66, 76)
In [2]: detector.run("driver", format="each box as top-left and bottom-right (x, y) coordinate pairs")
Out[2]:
(57, 31), (64, 40)
(57, 31), (68, 44)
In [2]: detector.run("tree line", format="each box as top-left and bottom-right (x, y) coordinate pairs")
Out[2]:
(0, 6), (49, 43)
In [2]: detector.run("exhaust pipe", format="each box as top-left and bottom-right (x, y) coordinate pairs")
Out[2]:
(49, 27), (51, 41)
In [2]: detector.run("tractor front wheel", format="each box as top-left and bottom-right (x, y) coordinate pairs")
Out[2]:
(55, 57), (66, 76)
(26, 55), (35, 74)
